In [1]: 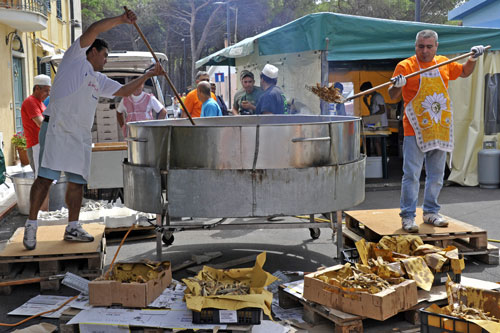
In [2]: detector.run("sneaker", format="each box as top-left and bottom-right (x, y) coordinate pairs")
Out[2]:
(402, 217), (419, 233)
(423, 213), (448, 227)
(64, 223), (94, 242)
(23, 224), (37, 250)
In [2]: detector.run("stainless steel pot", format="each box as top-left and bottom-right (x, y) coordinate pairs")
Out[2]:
(126, 115), (361, 170)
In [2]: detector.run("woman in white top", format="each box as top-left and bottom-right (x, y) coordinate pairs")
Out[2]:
(116, 81), (167, 137)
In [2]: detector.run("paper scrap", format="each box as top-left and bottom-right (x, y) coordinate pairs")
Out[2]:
(148, 281), (186, 309)
(79, 324), (130, 333)
(8, 295), (72, 319)
(67, 307), (226, 330)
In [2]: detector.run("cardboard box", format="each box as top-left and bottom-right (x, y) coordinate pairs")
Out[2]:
(89, 261), (172, 308)
(303, 265), (418, 321)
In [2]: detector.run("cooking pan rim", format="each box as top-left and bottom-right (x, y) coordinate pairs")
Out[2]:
(127, 115), (361, 128)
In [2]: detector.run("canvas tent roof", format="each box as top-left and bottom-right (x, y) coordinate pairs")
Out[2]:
(196, 12), (500, 68)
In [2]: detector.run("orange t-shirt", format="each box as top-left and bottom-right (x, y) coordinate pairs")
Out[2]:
(183, 89), (216, 118)
(392, 55), (463, 136)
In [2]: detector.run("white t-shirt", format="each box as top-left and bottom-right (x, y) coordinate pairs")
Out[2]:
(370, 92), (388, 127)
(44, 37), (122, 116)
(116, 92), (164, 114)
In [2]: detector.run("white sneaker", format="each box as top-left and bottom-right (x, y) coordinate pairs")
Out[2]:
(23, 224), (37, 250)
(402, 217), (419, 233)
(64, 222), (94, 242)
(423, 213), (448, 227)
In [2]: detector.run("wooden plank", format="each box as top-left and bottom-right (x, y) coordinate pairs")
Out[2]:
(0, 224), (105, 257)
(345, 208), (474, 236)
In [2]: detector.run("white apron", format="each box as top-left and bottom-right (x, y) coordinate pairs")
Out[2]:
(41, 72), (100, 181)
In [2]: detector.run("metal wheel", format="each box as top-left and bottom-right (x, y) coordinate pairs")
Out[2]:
(162, 230), (175, 246)
(309, 228), (320, 239)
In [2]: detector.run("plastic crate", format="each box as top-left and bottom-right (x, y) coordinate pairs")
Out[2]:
(341, 248), (360, 264)
(192, 308), (262, 325)
(420, 308), (487, 333)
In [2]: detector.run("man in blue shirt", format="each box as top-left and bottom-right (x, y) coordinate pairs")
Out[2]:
(198, 81), (222, 117)
(255, 64), (286, 115)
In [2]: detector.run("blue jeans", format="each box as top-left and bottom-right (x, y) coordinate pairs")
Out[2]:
(400, 136), (446, 218)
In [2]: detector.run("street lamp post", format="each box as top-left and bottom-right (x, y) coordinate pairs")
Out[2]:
(181, 38), (187, 92)
(225, 3), (232, 108)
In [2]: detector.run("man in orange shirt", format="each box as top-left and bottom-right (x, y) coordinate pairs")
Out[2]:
(389, 30), (484, 233)
(182, 71), (216, 118)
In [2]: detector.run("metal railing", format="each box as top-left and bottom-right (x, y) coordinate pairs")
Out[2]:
(0, 0), (48, 16)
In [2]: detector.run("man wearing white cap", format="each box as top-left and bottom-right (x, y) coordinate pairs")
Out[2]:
(21, 74), (51, 177)
(255, 64), (286, 115)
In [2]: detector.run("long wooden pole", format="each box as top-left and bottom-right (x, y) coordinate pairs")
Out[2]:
(346, 45), (491, 102)
(124, 6), (195, 125)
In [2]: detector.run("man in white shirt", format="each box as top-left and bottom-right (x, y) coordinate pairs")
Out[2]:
(23, 9), (164, 250)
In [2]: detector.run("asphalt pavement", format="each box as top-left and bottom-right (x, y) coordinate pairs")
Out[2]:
(0, 181), (499, 332)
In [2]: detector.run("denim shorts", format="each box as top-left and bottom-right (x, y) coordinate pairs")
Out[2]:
(37, 121), (87, 185)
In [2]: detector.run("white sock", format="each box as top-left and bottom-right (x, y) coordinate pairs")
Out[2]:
(68, 221), (80, 229)
(25, 219), (38, 228)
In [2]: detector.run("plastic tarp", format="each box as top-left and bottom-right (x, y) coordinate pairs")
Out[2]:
(448, 51), (500, 186)
(197, 12), (500, 68)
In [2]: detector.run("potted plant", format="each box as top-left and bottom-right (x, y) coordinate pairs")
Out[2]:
(11, 132), (29, 166)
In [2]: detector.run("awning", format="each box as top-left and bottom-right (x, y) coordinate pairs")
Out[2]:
(37, 38), (55, 55)
(196, 12), (500, 68)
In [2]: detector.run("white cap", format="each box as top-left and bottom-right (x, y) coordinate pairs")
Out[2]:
(261, 64), (278, 79)
(33, 74), (51, 87)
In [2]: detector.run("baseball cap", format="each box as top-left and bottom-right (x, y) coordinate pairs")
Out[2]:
(240, 70), (254, 80)
(261, 64), (278, 79)
(33, 74), (51, 87)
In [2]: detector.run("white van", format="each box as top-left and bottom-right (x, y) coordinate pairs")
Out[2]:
(40, 51), (172, 143)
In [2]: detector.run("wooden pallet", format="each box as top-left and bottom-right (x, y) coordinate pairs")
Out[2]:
(0, 223), (106, 294)
(278, 282), (363, 333)
(344, 209), (499, 265)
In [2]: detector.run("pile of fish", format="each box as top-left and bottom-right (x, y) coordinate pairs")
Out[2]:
(317, 263), (395, 294)
(185, 271), (250, 296)
(307, 83), (344, 103)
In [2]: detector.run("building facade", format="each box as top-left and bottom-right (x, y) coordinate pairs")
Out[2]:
(448, 0), (500, 28)
(0, 0), (82, 165)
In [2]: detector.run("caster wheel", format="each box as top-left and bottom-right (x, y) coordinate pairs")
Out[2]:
(162, 232), (175, 246)
(309, 228), (320, 239)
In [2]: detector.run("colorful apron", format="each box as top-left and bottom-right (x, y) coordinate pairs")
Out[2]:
(405, 57), (454, 153)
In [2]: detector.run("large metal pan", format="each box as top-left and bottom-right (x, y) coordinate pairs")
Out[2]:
(126, 115), (360, 170)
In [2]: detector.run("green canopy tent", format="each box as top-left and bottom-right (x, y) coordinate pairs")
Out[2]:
(197, 13), (500, 186)
(197, 12), (500, 67)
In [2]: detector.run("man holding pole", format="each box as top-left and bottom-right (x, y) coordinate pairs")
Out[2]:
(23, 9), (164, 250)
(388, 29), (484, 233)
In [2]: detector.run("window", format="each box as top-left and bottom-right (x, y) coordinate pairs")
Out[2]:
(56, 0), (62, 19)
(46, 0), (51, 11)
(484, 73), (500, 135)
(37, 57), (51, 77)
